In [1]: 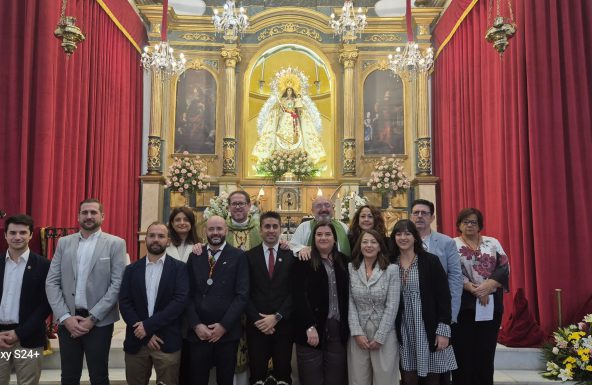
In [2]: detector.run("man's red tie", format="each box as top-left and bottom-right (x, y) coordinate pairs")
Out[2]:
(268, 248), (275, 278)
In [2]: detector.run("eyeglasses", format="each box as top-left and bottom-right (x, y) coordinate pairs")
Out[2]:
(230, 201), (248, 208)
(462, 220), (478, 226)
(313, 203), (332, 209)
(411, 210), (431, 217)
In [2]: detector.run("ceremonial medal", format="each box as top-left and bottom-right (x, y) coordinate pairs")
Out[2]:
(207, 278), (213, 286)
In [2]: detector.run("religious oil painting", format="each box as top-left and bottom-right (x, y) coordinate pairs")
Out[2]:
(363, 70), (405, 155)
(174, 69), (216, 154)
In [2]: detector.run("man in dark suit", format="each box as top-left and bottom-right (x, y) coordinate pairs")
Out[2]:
(119, 222), (188, 385)
(186, 215), (249, 385)
(45, 198), (126, 385)
(245, 211), (294, 385)
(0, 214), (51, 385)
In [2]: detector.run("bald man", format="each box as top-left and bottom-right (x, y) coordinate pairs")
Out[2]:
(288, 197), (351, 260)
(185, 216), (249, 385)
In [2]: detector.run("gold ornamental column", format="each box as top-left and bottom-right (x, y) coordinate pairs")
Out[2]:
(339, 44), (359, 176)
(415, 71), (432, 176)
(221, 44), (241, 176)
(147, 70), (164, 175)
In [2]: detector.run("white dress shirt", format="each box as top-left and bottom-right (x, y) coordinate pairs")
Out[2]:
(75, 231), (101, 309)
(0, 249), (30, 324)
(263, 243), (279, 271)
(145, 254), (166, 317)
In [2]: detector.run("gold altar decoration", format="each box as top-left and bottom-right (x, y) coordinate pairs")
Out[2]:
(485, 0), (516, 55)
(147, 136), (162, 174)
(416, 137), (432, 175)
(257, 23), (323, 43)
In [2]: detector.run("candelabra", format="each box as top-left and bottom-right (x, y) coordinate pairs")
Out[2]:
(329, 0), (367, 43)
(212, 0), (249, 42)
(141, 42), (186, 78)
(387, 0), (433, 80)
(388, 42), (434, 80)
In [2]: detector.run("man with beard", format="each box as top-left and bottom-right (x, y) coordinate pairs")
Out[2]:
(225, 191), (261, 252)
(186, 216), (249, 385)
(409, 199), (463, 385)
(289, 196), (350, 260)
(119, 222), (188, 385)
(46, 198), (127, 385)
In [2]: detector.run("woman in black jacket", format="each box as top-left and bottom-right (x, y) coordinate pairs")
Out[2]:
(293, 222), (349, 385)
(391, 219), (457, 385)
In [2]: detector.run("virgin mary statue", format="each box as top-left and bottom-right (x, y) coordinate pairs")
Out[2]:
(252, 67), (326, 163)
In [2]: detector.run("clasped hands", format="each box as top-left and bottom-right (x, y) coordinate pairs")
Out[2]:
(0, 330), (18, 349)
(465, 280), (499, 306)
(194, 323), (226, 343)
(354, 335), (382, 351)
(132, 321), (164, 350)
(254, 313), (278, 335)
(64, 315), (95, 338)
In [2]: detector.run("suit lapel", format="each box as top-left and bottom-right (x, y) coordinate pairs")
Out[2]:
(137, 257), (148, 309)
(257, 246), (271, 281)
(367, 266), (383, 286)
(19, 253), (37, 315)
(87, 233), (107, 273)
(70, 235), (81, 277)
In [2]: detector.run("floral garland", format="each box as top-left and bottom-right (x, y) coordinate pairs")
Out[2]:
(256, 149), (318, 182)
(542, 313), (592, 382)
(339, 192), (369, 223)
(366, 156), (410, 194)
(165, 152), (210, 194)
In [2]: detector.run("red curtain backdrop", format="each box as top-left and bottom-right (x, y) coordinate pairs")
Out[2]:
(0, 0), (146, 259)
(432, 0), (592, 340)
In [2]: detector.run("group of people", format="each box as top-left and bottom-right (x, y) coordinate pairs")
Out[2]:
(0, 192), (509, 385)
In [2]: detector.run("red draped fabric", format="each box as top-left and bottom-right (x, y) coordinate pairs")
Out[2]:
(432, 0), (592, 340)
(0, 0), (146, 259)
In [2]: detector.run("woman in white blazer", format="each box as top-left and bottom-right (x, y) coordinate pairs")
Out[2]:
(348, 229), (400, 385)
(166, 206), (201, 263)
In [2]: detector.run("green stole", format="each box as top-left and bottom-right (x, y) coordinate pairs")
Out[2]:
(306, 219), (351, 258)
(225, 216), (262, 251)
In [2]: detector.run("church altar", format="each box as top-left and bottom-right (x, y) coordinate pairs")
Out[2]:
(135, 2), (443, 247)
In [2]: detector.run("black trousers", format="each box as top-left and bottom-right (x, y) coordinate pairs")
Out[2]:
(189, 338), (239, 385)
(246, 320), (293, 384)
(451, 310), (502, 385)
(57, 323), (114, 385)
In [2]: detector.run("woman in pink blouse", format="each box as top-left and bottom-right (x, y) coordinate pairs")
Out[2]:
(451, 208), (510, 385)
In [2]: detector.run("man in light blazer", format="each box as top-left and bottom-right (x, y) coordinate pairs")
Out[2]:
(410, 199), (462, 385)
(186, 215), (249, 385)
(0, 214), (51, 385)
(245, 211), (294, 385)
(119, 222), (188, 385)
(46, 198), (126, 385)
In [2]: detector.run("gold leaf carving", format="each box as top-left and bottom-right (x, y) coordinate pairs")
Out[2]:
(364, 34), (402, 42)
(180, 33), (215, 42)
(257, 23), (322, 42)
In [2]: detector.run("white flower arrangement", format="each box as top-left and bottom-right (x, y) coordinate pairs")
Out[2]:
(165, 152), (210, 194)
(339, 192), (369, 222)
(203, 191), (230, 220)
(256, 149), (318, 182)
(542, 313), (592, 382)
(366, 156), (410, 194)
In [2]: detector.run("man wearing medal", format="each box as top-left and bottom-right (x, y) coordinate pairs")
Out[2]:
(186, 216), (249, 385)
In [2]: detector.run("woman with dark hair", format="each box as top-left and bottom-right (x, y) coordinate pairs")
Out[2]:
(347, 205), (390, 251)
(451, 208), (509, 385)
(391, 219), (456, 385)
(166, 207), (201, 263)
(293, 222), (350, 385)
(348, 229), (400, 385)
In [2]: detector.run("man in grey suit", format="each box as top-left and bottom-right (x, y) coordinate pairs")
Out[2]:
(46, 198), (126, 385)
(410, 199), (462, 385)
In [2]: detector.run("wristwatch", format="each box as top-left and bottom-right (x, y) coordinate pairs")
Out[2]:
(89, 314), (99, 324)
(275, 312), (283, 322)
